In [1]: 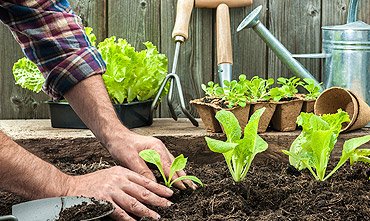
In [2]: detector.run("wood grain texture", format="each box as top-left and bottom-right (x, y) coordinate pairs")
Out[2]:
(69, 0), (107, 43)
(216, 4), (233, 64)
(0, 24), (49, 119)
(160, 0), (213, 118)
(107, 0), (161, 50)
(268, 0), (322, 82)
(229, 0), (268, 80)
(322, 0), (370, 26)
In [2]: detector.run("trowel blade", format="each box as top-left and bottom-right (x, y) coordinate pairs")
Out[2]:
(12, 196), (113, 221)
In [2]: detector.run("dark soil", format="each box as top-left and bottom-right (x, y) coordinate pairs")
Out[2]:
(56, 198), (113, 221)
(141, 160), (370, 221)
(1, 158), (369, 220)
(201, 97), (229, 109)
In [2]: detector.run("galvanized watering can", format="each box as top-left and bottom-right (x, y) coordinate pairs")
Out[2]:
(237, 0), (370, 105)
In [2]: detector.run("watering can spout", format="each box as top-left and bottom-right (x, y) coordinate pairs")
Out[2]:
(237, 6), (323, 91)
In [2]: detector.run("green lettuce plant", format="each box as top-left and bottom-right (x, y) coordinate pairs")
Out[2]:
(283, 110), (370, 181)
(98, 37), (168, 104)
(302, 78), (322, 100)
(243, 76), (274, 102)
(12, 27), (168, 104)
(201, 81), (224, 98)
(205, 108), (268, 182)
(270, 76), (303, 102)
(139, 149), (203, 188)
(12, 57), (45, 93)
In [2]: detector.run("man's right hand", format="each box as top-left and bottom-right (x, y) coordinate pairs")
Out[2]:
(66, 166), (173, 220)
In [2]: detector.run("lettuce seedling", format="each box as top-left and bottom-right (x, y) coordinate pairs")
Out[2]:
(201, 81), (224, 98)
(283, 110), (370, 181)
(302, 78), (322, 100)
(205, 108), (268, 182)
(139, 150), (203, 188)
(223, 79), (249, 108)
(243, 76), (274, 102)
(270, 77), (303, 102)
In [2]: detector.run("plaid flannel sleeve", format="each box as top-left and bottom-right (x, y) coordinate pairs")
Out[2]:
(0, 0), (106, 99)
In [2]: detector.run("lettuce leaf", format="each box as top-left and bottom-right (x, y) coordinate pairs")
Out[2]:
(98, 38), (168, 104)
(12, 57), (45, 93)
(205, 108), (268, 182)
(283, 110), (370, 181)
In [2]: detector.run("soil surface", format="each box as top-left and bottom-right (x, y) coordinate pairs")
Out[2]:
(1, 158), (369, 221)
(141, 160), (370, 221)
(56, 198), (113, 221)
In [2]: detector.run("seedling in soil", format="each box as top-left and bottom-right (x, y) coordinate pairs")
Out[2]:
(205, 108), (268, 182)
(270, 76), (303, 102)
(302, 78), (322, 100)
(283, 110), (370, 181)
(242, 76), (274, 102)
(139, 150), (203, 187)
(201, 81), (224, 98)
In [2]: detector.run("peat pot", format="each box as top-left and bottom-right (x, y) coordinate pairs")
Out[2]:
(47, 100), (153, 129)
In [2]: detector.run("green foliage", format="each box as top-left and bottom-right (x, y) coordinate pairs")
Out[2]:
(139, 149), (203, 188)
(201, 75), (275, 108)
(12, 58), (45, 93)
(85, 27), (97, 47)
(302, 78), (322, 100)
(99, 37), (168, 104)
(283, 110), (370, 181)
(201, 81), (224, 97)
(270, 77), (303, 102)
(223, 79), (248, 108)
(205, 108), (268, 182)
(243, 76), (274, 102)
(11, 27), (168, 104)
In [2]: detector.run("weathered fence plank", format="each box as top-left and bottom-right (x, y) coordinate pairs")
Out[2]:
(229, 0), (269, 80)
(107, 0), (161, 50)
(0, 25), (49, 119)
(268, 0), (322, 82)
(70, 0), (107, 43)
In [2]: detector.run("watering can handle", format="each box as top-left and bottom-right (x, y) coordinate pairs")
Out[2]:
(347, 0), (359, 23)
(0, 215), (18, 221)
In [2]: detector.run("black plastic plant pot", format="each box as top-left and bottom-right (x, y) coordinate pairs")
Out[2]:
(47, 100), (153, 129)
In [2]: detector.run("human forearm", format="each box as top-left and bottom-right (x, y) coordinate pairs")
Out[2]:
(0, 131), (70, 199)
(63, 75), (132, 148)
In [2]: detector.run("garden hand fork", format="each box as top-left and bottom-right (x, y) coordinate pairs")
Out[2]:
(151, 0), (199, 127)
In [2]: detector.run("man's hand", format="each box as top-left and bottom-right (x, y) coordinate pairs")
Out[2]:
(66, 166), (173, 220)
(106, 132), (197, 190)
(64, 75), (197, 190)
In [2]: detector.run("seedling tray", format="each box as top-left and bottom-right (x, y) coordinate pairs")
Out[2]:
(47, 100), (153, 129)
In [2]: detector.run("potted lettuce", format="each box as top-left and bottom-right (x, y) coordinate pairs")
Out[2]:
(12, 28), (168, 129)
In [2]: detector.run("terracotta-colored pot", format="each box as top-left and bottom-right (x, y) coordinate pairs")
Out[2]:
(225, 104), (251, 131)
(249, 101), (277, 133)
(191, 98), (251, 132)
(314, 87), (370, 132)
(190, 99), (222, 133)
(301, 99), (315, 113)
(271, 98), (304, 132)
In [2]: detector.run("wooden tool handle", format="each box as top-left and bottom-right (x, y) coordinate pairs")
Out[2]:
(172, 0), (195, 40)
(216, 4), (233, 64)
(195, 0), (253, 8)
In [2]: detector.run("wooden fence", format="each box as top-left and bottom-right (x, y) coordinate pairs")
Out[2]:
(0, 0), (369, 119)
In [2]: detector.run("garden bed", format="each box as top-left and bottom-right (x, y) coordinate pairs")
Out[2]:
(0, 119), (369, 220)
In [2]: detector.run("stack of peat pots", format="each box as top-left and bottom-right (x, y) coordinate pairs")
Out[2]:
(191, 77), (319, 133)
(191, 96), (311, 133)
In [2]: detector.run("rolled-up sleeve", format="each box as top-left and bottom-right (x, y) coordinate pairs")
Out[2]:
(0, 0), (106, 99)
